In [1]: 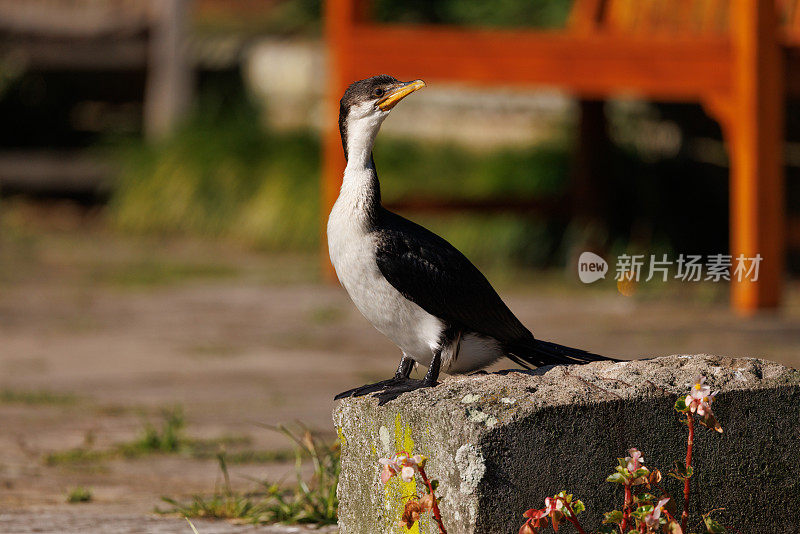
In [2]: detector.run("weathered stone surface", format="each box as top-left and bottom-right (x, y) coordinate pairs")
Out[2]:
(333, 355), (800, 533)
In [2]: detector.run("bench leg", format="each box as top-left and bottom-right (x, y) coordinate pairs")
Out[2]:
(729, 0), (785, 313)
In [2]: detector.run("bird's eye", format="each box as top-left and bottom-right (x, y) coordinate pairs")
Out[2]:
(373, 88), (385, 97)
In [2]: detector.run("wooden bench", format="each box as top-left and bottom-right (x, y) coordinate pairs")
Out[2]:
(323, 0), (794, 314)
(0, 0), (192, 195)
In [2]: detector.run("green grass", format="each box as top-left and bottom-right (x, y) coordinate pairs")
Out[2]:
(66, 486), (92, 503)
(158, 424), (339, 526)
(106, 96), (572, 270)
(184, 441), (296, 464)
(185, 518), (201, 534)
(46, 448), (106, 466)
(119, 406), (186, 456)
(44, 407), (298, 467)
(90, 260), (238, 288)
(0, 389), (78, 405)
(108, 100), (321, 252)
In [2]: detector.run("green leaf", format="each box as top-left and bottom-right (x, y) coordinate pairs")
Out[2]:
(635, 493), (655, 503)
(674, 396), (689, 412)
(704, 516), (727, 533)
(429, 479), (439, 493)
(571, 500), (585, 515)
(666, 520), (684, 534)
(631, 505), (652, 520)
(632, 467), (650, 479)
(618, 458), (629, 469)
(669, 461), (693, 481)
(606, 472), (627, 484)
(603, 510), (623, 524)
(699, 413), (724, 434)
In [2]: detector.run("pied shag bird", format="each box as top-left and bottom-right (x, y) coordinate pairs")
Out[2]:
(329, 75), (612, 401)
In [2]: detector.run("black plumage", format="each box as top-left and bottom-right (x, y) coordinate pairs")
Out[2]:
(375, 209), (610, 369)
(330, 74), (613, 402)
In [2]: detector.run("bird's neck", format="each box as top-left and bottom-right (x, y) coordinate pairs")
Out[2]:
(338, 118), (383, 223)
(339, 159), (381, 226)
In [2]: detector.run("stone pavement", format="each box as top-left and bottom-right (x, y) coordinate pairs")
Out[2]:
(0, 511), (338, 534)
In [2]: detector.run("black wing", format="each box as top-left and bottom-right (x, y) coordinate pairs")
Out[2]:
(374, 210), (532, 344)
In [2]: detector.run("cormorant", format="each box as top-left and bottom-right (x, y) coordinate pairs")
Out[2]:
(328, 75), (611, 401)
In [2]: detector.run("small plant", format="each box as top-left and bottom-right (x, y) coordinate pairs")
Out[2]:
(158, 424), (339, 526)
(44, 407), (288, 468)
(379, 452), (448, 534)
(45, 448), (106, 466)
(160, 453), (262, 520)
(519, 491), (587, 534)
(126, 406), (185, 455)
(514, 374), (726, 534)
(673, 376), (722, 533)
(599, 449), (679, 533)
(66, 486), (92, 503)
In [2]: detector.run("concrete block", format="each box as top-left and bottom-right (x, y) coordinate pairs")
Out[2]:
(333, 355), (800, 533)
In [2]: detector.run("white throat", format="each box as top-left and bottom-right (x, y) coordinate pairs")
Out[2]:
(336, 105), (388, 220)
(344, 104), (388, 171)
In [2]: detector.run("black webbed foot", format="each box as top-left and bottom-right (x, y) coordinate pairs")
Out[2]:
(334, 377), (409, 400)
(334, 377), (439, 404)
(335, 352), (441, 404)
(373, 377), (438, 405)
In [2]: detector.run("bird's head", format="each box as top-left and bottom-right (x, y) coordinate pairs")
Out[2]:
(338, 74), (426, 162)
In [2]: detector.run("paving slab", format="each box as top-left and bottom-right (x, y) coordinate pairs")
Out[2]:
(0, 511), (338, 534)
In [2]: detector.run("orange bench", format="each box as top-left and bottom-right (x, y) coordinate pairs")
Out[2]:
(323, 0), (792, 314)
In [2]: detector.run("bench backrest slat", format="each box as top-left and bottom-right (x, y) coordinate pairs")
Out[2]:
(569, 0), (735, 35)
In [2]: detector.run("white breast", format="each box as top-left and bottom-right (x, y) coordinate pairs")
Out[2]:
(327, 186), (443, 368)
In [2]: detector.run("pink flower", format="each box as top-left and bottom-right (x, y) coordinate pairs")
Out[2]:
(378, 452), (426, 484)
(379, 457), (401, 484)
(625, 448), (644, 473)
(543, 497), (563, 516)
(685, 376), (718, 417)
(401, 465), (416, 482)
(643, 497), (670, 527)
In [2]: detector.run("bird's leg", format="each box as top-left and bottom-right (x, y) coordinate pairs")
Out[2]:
(372, 349), (442, 405)
(394, 354), (415, 379)
(334, 354), (416, 400)
(422, 349), (441, 386)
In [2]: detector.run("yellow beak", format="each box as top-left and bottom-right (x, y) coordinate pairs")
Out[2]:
(376, 80), (426, 111)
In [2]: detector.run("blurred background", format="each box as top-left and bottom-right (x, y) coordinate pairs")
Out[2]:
(0, 0), (799, 530)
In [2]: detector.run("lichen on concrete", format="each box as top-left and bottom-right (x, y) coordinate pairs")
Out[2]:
(334, 355), (800, 533)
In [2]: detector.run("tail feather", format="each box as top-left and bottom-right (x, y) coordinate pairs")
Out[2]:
(505, 338), (617, 369)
